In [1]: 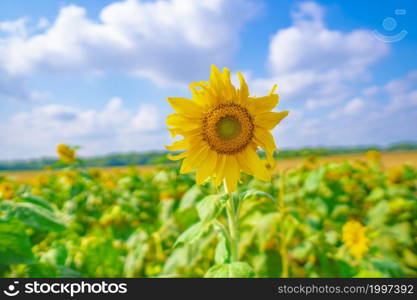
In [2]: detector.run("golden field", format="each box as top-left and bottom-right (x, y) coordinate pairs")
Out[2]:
(2, 150), (417, 182)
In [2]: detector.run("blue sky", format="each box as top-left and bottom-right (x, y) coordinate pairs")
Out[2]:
(1, 0), (417, 160)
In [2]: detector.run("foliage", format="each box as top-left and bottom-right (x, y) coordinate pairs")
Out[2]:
(0, 156), (417, 278)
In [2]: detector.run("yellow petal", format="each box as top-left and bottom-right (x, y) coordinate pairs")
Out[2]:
(168, 127), (200, 138)
(180, 144), (209, 174)
(253, 127), (277, 164)
(224, 155), (240, 192)
(236, 150), (253, 175)
(254, 111), (289, 130)
(195, 149), (218, 185)
(165, 139), (188, 151)
(269, 84), (277, 95)
(167, 97), (204, 116)
(210, 65), (231, 104)
(166, 113), (201, 130)
(167, 151), (187, 161)
(222, 67), (237, 101)
(210, 65), (223, 92)
(241, 146), (270, 181)
(213, 154), (227, 187)
(237, 72), (249, 104)
(247, 94), (279, 114)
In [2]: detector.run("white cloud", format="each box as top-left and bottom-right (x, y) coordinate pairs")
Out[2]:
(252, 1), (388, 107)
(0, 70), (48, 102)
(0, 98), (162, 159)
(342, 98), (365, 115)
(328, 97), (366, 119)
(36, 18), (49, 30)
(384, 70), (417, 112)
(362, 85), (380, 97)
(275, 69), (417, 148)
(0, 0), (259, 88)
(0, 18), (28, 37)
(247, 1), (413, 149)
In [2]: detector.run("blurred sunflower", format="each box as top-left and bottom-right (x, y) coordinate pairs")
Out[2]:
(56, 144), (76, 164)
(0, 182), (15, 199)
(165, 65), (288, 192)
(366, 150), (381, 164)
(388, 166), (403, 184)
(342, 220), (369, 259)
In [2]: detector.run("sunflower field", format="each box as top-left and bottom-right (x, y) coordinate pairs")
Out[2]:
(1, 150), (417, 278)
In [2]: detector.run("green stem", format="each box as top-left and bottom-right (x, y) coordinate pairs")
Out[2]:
(278, 170), (286, 213)
(213, 220), (232, 243)
(226, 192), (239, 262)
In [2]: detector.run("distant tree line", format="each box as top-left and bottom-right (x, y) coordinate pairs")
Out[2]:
(275, 142), (417, 159)
(1, 142), (416, 171)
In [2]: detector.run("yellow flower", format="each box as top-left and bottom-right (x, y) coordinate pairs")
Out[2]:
(165, 65), (288, 192)
(58, 170), (78, 186)
(31, 175), (48, 187)
(0, 182), (15, 199)
(31, 188), (43, 196)
(388, 166), (403, 184)
(366, 150), (381, 163)
(100, 173), (116, 190)
(342, 220), (369, 259)
(89, 168), (103, 180)
(56, 144), (76, 164)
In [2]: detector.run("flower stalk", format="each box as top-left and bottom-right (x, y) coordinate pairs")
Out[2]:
(225, 192), (240, 262)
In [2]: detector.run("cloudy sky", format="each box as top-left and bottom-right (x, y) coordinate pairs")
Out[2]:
(1, 0), (417, 160)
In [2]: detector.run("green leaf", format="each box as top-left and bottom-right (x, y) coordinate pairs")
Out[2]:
(366, 201), (389, 227)
(0, 220), (34, 264)
(179, 185), (203, 210)
(205, 262), (255, 278)
(303, 167), (325, 193)
(354, 269), (387, 278)
(197, 195), (224, 223)
(215, 232), (230, 264)
(24, 262), (59, 277)
(20, 193), (53, 211)
(365, 187), (385, 203)
(384, 222), (412, 246)
(153, 170), (170, 183)
(292, 242), (313, 260)
(39, 242), (67, 266)
(162, 247), (189, 275)
(174, 222), (210, 248)
(325, 230), (339, 245)
(11, 202), (66, 232)
(403, 248), (417, 268)
(240, 190), (276, 204)
(57, 265), (83, 278)
(371, 258), (404, 277)
(124, 230), (150, 277)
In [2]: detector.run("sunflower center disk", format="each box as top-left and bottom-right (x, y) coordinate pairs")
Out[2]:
(202, 103), (254, 154)
(217, 116), (242, 140)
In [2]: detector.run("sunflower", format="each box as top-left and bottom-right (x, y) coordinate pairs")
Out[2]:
(0, 182), (15, 199)
(342, 220), (369, 259)
(56, 144), (76, 164)
(165, 65), (288, 192)
(366, 150), (381, 164)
